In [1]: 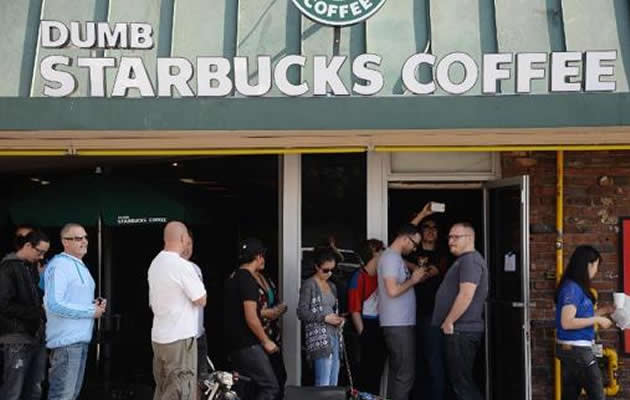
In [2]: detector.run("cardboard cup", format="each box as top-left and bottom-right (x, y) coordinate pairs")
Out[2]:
(614, 292), (625, 308)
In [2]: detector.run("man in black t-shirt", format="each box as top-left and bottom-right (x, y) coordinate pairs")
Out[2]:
(412, 218), (450, 400)
(224, 238), (280, 400)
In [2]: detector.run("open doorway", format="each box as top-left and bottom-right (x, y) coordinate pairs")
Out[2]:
(386, 177), (531, 400)
(0, 155), (279, 400)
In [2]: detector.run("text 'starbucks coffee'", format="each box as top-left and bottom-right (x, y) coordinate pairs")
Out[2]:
(291, 0), (386, 26)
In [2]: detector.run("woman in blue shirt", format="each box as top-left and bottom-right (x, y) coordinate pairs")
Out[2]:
(555, 245), (614, 400)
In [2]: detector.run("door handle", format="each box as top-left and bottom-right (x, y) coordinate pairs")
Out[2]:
(512, 302), (525, 308)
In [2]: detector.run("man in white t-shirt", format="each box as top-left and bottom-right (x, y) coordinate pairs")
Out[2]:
(148, 221), (207, 400)
(181, 228), (210, 389)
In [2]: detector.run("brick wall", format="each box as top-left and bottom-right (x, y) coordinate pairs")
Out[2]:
(502, 151), (630, 399)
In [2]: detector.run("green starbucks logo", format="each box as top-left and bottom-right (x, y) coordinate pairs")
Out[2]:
(292, 0), (387, 26)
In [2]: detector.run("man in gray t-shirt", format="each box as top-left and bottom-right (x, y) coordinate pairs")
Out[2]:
(432, 222), (488, 400)
(377, 224), (427, 400)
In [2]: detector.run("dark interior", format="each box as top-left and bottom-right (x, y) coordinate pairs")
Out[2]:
(0, 155), (279, 400)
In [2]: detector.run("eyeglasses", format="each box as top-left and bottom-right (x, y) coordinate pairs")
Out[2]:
(448, 234), (471, 241)
(34, 247), (48, 256)
(63, 235), (88, 242)
(319, 268), (334, 274)
(407, 235), (420, 249)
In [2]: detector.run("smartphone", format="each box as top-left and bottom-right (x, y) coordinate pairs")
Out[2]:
(430, 202), (446, 213)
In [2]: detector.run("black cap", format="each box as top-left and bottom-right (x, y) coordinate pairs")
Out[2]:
(239, 238), (266, 259)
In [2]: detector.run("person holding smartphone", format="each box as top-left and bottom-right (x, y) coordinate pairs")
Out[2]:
(298, 246), (344, 386)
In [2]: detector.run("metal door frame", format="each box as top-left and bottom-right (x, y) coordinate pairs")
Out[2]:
(483, 175), (531, 400)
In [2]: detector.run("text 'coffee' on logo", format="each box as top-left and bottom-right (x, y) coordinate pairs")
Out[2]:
(291, 0), (387, 27)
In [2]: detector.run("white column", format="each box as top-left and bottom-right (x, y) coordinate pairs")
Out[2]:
(279, 154), (302, 385)
(366, 151), (389, 395)
(367, 151), (388, 241)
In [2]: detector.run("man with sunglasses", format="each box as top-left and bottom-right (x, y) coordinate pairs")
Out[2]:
(432, 222), (488, 400)
(377, 223), (428, 400)
(44, 223), (107, 400)
(0, 230), (50, 400)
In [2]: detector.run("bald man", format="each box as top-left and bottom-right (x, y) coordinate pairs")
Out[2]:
(148, 221), (207, 400)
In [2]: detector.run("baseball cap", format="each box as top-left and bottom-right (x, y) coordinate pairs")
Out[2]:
(239, 238), (266, 258)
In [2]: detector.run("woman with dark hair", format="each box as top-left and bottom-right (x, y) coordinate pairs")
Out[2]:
(555, 245), (614, 400)
(348, 239), (385, 394)
(297, 247), (345, 386)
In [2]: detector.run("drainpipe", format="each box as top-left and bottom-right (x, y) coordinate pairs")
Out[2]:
(554, 151), (564, 400)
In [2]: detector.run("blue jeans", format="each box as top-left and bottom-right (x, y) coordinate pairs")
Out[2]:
(48, 343), (90, 400)
(313, 334), (340, 386)
(0, 342), (47, 400)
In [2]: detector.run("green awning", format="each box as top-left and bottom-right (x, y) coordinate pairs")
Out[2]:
(9, 175), (211, 227)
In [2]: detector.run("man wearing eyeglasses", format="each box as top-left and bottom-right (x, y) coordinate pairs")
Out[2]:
(44, 223), (107, 400)
(0, 230), (50, 400)
(377, 223), (428, 400)
(432, 222), (488, 400)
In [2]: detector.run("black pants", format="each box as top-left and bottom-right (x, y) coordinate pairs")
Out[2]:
(445, 331), (483, 400)
(382, 326), (415, 400)
(230, 344), (280, 400)
(358, 319), (385, 394)
(269, 350), (287, 399)
(413, 315), (447, 400)
(556, 344), (604, 400)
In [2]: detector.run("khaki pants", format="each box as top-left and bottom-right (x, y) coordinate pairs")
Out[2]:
(152, 337), (197, 400)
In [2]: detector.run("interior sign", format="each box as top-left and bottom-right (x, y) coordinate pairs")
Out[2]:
(117, 216), (168, 225)
(291, 0), (387, 26)
(38, 21), (617, 97)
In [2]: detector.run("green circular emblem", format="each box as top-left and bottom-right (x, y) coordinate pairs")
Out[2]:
(292, 0), (387, 27)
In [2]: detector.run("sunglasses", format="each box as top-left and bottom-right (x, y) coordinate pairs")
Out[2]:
(407, 235), (420, 249)
(63, 235), (88, 242)
(319, 268), (334, 274)
(34, 247), (48, 256)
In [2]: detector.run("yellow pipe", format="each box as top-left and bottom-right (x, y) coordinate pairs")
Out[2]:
(0, 150), (67, 156)
(76, 147), (366, 156)
(554, 151), (564, 400)
(603, 347), (620, 396)
(376, 145), (630, 152)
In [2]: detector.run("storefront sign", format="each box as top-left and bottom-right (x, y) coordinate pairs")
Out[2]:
(117, 216), (168, 225)
(291, 0), (387, 26)
(38, 21), (618, 98)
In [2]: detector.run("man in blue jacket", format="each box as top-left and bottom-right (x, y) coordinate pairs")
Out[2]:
(44, 223), (107, 400)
